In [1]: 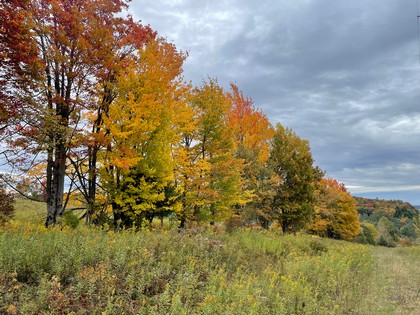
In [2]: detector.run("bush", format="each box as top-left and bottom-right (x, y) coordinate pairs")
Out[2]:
(309, 239), (328, 255)
(224, 215), (243, 233)
(63, 211), (80, 229)
(0, 186), (14, 224)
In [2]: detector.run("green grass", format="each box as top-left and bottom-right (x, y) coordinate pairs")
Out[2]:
(13, 198), (46, 225)
(1, 201), (419, 314)
(0, 224), (373, 314)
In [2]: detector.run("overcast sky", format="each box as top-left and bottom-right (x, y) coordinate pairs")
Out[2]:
(131, 0), (420, 204)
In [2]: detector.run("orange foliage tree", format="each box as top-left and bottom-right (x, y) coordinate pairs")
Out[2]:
(308, 178), (361, 240)
(227, 83), (273, 163)
(227, 84), (275, 227)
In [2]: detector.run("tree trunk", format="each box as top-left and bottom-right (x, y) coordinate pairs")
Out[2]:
(86, 143), (99, 225)
(45, 141), (67, 227)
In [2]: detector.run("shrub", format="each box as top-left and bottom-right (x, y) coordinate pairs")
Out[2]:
(0, 224), (376, 314)
(309, 239), (328, 255)
(224, 215), (243, 233)
(63, 211), (80, 229)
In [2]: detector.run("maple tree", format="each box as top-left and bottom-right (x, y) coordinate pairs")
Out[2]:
(0, 0), (153, 226)
(269, 124), (321, 233)
(176, 79), (249, 226)
(0, 0), (36, 133)
(308, 178), (360, 240)
(227, 83), (274, 163)
(67, 5), (154, 225)
(99, 37), (191, 228)
(226, 84), (275, 227)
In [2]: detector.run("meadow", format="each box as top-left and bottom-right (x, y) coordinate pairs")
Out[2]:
(0, 200), (418, 314)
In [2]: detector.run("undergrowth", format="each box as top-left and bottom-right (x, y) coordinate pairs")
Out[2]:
(0, 222), (374, 314)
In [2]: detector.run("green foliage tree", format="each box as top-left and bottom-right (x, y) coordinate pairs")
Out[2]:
(269, 124), (320, 233)
(377, 216), (398, 247)
(399, 222), (417, 240)
(355, 222), (378, 245)
(183, 79), (250, 225)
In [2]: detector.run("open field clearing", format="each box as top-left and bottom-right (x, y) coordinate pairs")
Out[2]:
(0, 200), (418, 314)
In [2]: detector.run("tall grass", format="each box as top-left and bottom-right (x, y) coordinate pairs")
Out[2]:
(13, 199), (46, 225)
(0, 222), (375, 314)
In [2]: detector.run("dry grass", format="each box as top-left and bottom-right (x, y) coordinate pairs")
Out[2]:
(372, 246), (420, 314)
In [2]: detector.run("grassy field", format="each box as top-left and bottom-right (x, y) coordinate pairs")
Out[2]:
(371, 246), (420, 314)
(0, 200), (418, 314)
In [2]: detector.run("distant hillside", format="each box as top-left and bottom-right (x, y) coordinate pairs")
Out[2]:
(353, 196), (419, 246)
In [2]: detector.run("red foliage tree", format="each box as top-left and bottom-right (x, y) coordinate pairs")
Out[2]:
(0, 0), (154, 226)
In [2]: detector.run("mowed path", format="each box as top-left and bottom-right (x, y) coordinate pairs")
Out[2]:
(370, 246), (420, 315)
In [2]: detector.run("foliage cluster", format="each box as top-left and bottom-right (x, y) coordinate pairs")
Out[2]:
(308, 178), (360, 241)
(0, 223), (374, 314)
(0, 0), (367, 240)
(354, 197), (420, 246)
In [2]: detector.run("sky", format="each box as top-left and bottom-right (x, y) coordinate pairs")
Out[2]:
(130, 0), (420, 205)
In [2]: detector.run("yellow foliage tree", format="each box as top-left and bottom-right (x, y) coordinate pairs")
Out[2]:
(308, 178), (361, 240)
(100, 37), (192, 228)
(176, 79), (251, 226)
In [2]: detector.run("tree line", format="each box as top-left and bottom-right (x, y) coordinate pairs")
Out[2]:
(0, 0), (361, 240)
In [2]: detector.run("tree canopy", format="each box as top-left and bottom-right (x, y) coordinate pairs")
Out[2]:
(0, 0), (374, 242)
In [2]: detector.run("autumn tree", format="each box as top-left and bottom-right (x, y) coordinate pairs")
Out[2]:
(100, 37), (191, 228)
(308, 177), (361, 241)
(67, 11), (154, 225)
(226, 83), (275, 227)
(177, 79), (249, 226)
(0, 1), (26, 133)
(269, 124), (321, 233)
(0, 0), (153, 226)
(227, 83), (273, 163)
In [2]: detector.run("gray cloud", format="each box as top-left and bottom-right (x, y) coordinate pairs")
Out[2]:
(133, 0), (420, 204)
